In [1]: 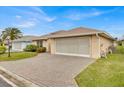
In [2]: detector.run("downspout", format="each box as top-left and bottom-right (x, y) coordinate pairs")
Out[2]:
(96, 33), (101, 58)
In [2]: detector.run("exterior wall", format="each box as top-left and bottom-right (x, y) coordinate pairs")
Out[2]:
(12, 42), (22, 51)
(91, 35), (113, 58)
(22, 42), (32, 50)
(49, 39), (56, 54)
(100, 36), (113, 54)
(33, 40), (42, 47)
(91, 35), (101, 58)
(122, 41), (124, 46)
(32, 40), (51, 52)
(113, 41), (117, 47)
(33, 35), (113, 59)
(32, 41), (37, 45)
(49, 36), (101, 58)
(12, 41), (32, 51)
(43, 40), (50, 52)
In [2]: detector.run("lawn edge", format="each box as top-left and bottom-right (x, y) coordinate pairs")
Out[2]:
(0, 52), (38, 62)
(74, 58), (96, 87)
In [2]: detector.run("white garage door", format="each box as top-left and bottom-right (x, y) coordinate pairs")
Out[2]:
(13, 42), (22, 50)
(55, 36), (90, 57)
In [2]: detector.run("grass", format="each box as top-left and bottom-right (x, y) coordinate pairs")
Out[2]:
(75, 54), (124, 87)
(0, 52), (37, 61)
(115, 46), (124, 54)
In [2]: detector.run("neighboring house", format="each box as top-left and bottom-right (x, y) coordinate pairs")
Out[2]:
(117, 39), (124, 46)
(121, 40), (124, 46)
(33, 27), (115, 58)
(0, 39), (2, 46)
(12, 36), (39, 51)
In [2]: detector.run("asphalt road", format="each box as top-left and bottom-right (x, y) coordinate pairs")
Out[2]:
(0, 77), (11, 87)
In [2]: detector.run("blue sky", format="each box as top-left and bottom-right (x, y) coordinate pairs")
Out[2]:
(0, 6), (123, 38)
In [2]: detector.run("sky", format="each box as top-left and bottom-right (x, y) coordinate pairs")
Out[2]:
(0, 6), (124, 38)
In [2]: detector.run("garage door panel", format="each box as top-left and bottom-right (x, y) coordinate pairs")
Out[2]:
(13, 42), (22, 50)
(55, 36), (90, 56)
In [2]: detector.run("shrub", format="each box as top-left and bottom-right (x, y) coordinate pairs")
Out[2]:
(117, 40), (122, 46)
(24, 44), (38, 52)
(36, 47), (46, 53)
(108, 45), (116, 53)
(0, 46), (7, 54)
(114, 46), (124, 54)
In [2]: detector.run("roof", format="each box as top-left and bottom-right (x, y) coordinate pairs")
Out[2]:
(33, 27), (115, 40)
(13, 35), (39, 42)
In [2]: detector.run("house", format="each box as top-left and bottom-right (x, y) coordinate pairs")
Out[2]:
(121, 39), (124, 46)
(117, 39), (124, 46)
(33, 27), (115, 58)
(122, 40), (124, 46)
(0, 39), (2, 46)
(12, 35), (39, 51)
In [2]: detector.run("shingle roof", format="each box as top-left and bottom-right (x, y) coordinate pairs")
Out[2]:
(33, 27), (115, 40)
(49, 27), (102, 38)
(13, 35), (39, 42)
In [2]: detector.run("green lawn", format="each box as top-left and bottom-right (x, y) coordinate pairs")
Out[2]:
(0, 52), (37, 61)
(75, 54), (124, 87)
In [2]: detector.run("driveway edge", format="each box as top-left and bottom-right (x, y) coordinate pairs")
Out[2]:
(0, 66), (40, 87)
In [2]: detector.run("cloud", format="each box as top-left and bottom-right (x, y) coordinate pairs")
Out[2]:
(44, 16), (57, 22)
(17, 20), (36, 28)
(30, 7), (57, 22)
(100, 24), (124, 38)
(15, 15), (22, 19)
(12, 6), (57, 29)
(66, 7), (120, 20)
(59, 22), (74, 28)
(29, 6), (46, 15)
(13, 6), (56, 22)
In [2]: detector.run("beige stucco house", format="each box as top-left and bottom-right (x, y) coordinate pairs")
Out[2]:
(121, 40), (124, 46)
(33, 27), (115, 58)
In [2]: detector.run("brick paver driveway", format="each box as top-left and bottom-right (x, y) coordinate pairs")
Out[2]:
(0, 53), (95, 87)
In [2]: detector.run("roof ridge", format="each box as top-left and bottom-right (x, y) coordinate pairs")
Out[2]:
(34, 26), (114, 40)
(23, 35), (39, 37)
(50, 30), (66, 35)
(68, 27), (103, 32)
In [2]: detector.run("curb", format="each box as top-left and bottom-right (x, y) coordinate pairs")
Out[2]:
(0, 66), (39, 87)
(73, 79), (78, 87)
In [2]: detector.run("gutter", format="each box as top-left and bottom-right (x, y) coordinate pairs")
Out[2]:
(96, 33), (100, 39)
(96, 33), (101, 58)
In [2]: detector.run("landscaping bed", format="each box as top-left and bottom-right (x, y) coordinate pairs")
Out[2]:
(0, 52), (37, 61)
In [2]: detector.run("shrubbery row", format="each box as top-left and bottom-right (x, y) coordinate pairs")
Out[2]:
(23, 44), (46, 53)
(0, 46), (7, 54)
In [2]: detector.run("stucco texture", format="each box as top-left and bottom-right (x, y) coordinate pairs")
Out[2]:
(35, 35), (113, 59)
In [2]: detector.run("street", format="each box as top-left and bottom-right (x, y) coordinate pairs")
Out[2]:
(0, 77), (11, 87)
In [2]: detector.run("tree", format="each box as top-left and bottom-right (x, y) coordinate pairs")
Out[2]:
(1, 27), (23, 57)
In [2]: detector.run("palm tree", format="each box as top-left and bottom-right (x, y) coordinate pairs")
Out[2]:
(1, 27), (23, 57)
(0, 39), (2, 46)
(2, 27), (22, 41)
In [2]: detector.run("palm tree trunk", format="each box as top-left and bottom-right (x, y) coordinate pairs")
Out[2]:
(7, 39), (12, 57)
(8, 46), (11, 57)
